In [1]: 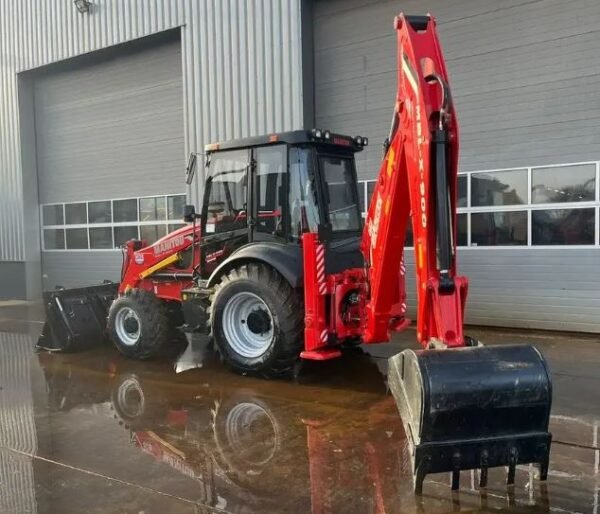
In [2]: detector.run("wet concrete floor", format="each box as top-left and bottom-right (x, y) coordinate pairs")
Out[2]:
(0, 303), (598, 513)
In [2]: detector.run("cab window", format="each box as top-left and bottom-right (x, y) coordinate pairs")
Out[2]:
(256, 145), (285, 236)
(289, 147), (319, 239)
(204, 149), (249, 234)
(319, 155), (361, 232)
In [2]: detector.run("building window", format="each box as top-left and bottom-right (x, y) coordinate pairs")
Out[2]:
(471, 169), (527, 207)
(457, 176), (468, 208)
(43, 229), (65, 250)
(532, 164), (596, 204)
(140, 196), (166, 221)
(114, 225), (139, 247)
(113, 199), (138, 222)
(359, 160), (600, 248)
(41, 194), (187, 251)
(471, 211), (527, 246)
(65, 228), (88, 249)
(65, 203), (87, 224)
(43, 205), (64, 226)
(89, 201), (112, 224)
(532, 208), (595, 245)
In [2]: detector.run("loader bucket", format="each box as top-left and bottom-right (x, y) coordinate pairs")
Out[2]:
(388, 344), (552, 494)
(37, 283), (118, 352)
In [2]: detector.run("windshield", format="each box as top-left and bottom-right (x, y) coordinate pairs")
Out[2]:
(319, 155), (361, 232)
(203, 149), (248, 234)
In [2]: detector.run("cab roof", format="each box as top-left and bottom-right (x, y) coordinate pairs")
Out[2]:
(204, 129), (366, 154)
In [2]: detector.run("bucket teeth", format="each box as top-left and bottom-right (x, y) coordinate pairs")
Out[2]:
(451, 453), (461, 490)
(479, 450), (489, 488)
(507, 447), (518, 486)
(388, 344), (553, 494)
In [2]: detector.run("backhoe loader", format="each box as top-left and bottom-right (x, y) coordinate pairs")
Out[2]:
(40, 14), (552, 493)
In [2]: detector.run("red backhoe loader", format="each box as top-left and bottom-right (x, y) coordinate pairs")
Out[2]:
(40, 14), (552, 493)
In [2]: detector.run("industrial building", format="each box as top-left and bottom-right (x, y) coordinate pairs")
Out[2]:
(1, 0), (598, 332)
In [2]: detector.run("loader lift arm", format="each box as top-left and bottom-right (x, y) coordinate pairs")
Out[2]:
(361, 14), (467, 348)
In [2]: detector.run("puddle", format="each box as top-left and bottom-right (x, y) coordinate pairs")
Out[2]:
(0, 330), (598, 513)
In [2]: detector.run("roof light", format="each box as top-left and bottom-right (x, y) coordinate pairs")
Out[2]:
(354, 136), (363, 146)
(312, 128), (323, 138)
(323, 130), (331, 140)
(362, 137), (369, 146)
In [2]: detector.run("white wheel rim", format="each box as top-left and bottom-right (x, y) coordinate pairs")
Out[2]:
(117, 377), (145, 419)
(115, 307), (141, 346)
(225, 402), (280, 466)
(221, 292), (274, 358)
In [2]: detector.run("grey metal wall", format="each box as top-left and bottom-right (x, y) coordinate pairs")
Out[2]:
(314, 0), (600, 333)
(34, 35), (184, 203)
(42, 251), (122, 290)
(0, 0), (306, 298)
(33, 34), (183, 289)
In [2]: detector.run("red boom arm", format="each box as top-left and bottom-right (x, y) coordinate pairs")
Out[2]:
(361, 14), (468, 348)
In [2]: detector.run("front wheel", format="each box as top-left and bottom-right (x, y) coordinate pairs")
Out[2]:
(208, 264), (303, 377)
(108, 289), (173, 359)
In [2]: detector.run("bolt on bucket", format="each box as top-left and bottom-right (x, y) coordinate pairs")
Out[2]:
(388, 344), (552, 494)
(38, 283), (118, 352)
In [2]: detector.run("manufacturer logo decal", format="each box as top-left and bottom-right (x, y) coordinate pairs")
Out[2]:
(134, 253), (144, 264)
(153, 234), (185, 256)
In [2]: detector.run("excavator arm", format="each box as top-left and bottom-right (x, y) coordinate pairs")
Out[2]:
(358, 14), (552, 494)
(361, 14), (467, 348)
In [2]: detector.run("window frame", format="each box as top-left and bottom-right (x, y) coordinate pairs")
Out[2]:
(40, 194), (187, 252)
(358, 160), (600, 249)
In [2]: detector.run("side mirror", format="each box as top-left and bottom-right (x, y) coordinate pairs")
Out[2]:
(183, 204), (197, 222)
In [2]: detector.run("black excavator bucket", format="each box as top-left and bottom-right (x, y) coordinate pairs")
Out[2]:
(388, 344), (552, 494)
(37, 283), (118, 352)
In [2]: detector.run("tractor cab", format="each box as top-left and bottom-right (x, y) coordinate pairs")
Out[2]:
(196, 130), (368, 279)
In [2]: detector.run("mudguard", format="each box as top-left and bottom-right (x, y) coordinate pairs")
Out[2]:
(207, 242), (303, 289)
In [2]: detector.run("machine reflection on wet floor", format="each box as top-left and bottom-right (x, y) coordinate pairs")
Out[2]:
(0, 328), (598, 513)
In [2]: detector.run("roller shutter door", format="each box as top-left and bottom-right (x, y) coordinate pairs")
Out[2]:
(34, 33), (184, 289)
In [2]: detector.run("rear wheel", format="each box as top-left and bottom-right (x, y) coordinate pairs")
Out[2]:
(208, 264), (303, 377)
(108, 289), (173, 359)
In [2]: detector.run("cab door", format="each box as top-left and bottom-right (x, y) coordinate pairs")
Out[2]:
(200, 149), (251, 277)
(251, 144), (288, 242)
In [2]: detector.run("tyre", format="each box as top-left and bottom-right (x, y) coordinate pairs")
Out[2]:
(108, 288), (173, 359)
(211, 391), (303, 494)
(208, 264), (303, 377)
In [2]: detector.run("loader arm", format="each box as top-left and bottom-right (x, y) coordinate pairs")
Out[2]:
(361, 14), (467, 348)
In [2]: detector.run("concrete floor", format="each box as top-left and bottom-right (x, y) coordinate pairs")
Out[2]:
(0, 303), (598, 513)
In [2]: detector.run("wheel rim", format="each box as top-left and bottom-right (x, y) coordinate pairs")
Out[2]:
(116, 377), (145, 420)
(221, 292), (274, 358)
(114, 307), (141, 346)
(224, 402), (280, 466)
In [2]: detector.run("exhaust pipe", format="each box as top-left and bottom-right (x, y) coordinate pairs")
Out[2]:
(388, 344), (552, 493)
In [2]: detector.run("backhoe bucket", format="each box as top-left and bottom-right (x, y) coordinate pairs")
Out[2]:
(388, 344), (552, 494)
(37, 284), (118, 352)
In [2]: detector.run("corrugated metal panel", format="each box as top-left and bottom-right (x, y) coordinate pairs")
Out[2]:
(41, 251), (122, 290)
(0, 332), (38, 513)
(0, 0), (304, 262)
(314, 0), (600, 176)
(34, 36), (184, 203)
(0, 332), (37, 454)
(314, 0), (600, 333)
(404, 249), (600, 334)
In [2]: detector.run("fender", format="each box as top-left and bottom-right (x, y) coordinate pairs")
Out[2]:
(206, 242), (303, 289)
